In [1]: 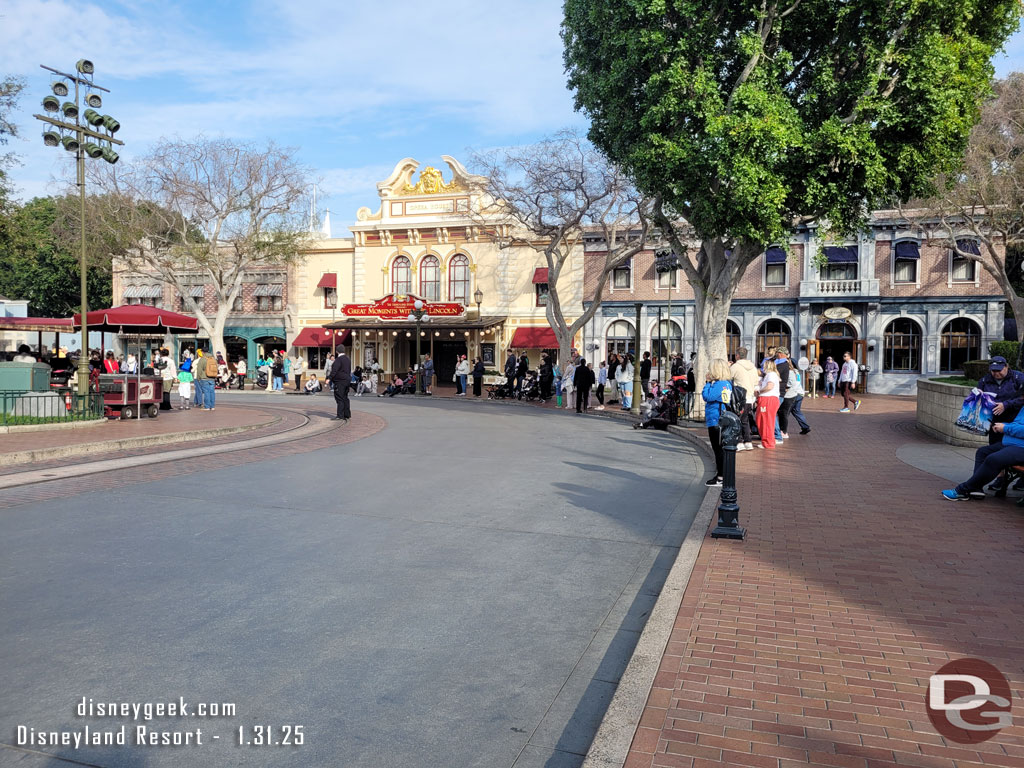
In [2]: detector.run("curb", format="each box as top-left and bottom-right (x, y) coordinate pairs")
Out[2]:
(0, 418), (107, 435)
(0, 414), (279, 468)
(583, 410), (718, 768)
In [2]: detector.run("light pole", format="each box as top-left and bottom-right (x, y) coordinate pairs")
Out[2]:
(655, 248), (682, 385)
(409, 299), (428, 395)
(474, 287), (483, 318)
(327, 290), (338, 356)
(34, 59), (123, 397)
(632, 302), (643, 415)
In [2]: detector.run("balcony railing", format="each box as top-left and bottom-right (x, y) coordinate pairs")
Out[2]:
(799, 278), (880, 299)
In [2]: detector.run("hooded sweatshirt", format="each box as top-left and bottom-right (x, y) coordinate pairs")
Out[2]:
(730, 359), (759, 404)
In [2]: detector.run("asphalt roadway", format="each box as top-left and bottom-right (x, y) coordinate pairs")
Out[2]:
(0, 393), (707, 768)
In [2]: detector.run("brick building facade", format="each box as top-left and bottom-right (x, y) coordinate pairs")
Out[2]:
(582, 212), (1005, 395)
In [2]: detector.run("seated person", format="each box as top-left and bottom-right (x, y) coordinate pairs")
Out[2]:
(380, 375), (404, 397)
(942, 408), (1024, 500)
(355, 374), (374, 396)
(303, 374), (322, 394)
(634, 390), (679, 431)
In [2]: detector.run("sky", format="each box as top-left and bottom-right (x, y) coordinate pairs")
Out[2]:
(2, 0), (1024, 238)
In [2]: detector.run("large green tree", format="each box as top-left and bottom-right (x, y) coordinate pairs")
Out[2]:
(0, 197), (112, 316)
(563, 0), (1020, 375)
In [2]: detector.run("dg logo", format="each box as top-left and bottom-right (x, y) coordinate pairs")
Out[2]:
(927, 658), (1013, 744)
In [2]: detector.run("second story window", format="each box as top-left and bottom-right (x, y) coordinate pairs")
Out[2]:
(449, 254), (470, 304)
(612, 258), (632, 289)
(535, 283), (549, 306)
(254, 284), (283, 312)
(392, 256), (411, 296)
(420, 256), (440, 301)
(232, 295), (243, 312)
(951, 240), (979, 282)
(764, 247), (786, 287)
(894, 241), (920, 283)
(821, 246), (859, 281)
(657, 269), (678, 288)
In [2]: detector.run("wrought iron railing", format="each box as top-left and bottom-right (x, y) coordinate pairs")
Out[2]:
(0, 388), (104, 427)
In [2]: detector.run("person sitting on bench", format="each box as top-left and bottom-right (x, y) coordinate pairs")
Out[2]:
(942, 405), (1024, 500)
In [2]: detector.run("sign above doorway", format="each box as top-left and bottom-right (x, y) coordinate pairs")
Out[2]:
(823, 307), (853, 320)
(341, 293), (465, 319)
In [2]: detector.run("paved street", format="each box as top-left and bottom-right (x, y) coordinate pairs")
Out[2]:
(0, 393), (707, 768)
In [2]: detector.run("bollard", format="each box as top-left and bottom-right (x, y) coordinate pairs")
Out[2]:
(711, 409), (746, 539)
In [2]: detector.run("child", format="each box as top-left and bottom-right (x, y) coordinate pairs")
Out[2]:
(176, 367), (194, 409)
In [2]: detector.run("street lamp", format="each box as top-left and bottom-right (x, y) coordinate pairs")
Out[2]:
(655, 249), (682, 384)
(409, 299), (428, 395)
(474, 287), (483, 317)
(34, 59), (124, 398)
(326, 290), (338, 355)
(632, 302), (643, 415)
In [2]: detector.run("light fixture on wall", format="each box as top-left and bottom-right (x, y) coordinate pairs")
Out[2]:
(449, 331), (455, 337)
(868, 338), (877, 351)
(800, 338), (808, 350)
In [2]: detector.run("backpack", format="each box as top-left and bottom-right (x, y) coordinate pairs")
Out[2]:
(205, 356), (219, 378)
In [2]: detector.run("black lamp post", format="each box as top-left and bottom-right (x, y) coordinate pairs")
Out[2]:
(409, 299), (428, 395)
(327, 290), (338, 356)
(711, 409), (746, 539)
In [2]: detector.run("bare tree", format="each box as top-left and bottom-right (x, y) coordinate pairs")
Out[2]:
(91, 137), (312, 354)
(909, 73), (1024, 340)
(472, 131), (652, 365)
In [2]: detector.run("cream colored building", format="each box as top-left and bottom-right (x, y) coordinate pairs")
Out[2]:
(291, 157), (584, 382)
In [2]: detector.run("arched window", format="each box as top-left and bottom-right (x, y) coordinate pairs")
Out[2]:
(726, 320), (742, 361)
(940, 318), (981, 373)
(419, 255), (440, 301)
(817, 322), (857, 339)
(606, 320), (636, 358)
(883, 318), (922, 373)
(392, 255), (411, 296)
(652, 320), (682, 362)
(449, 254), (470, 304)
(755, 319), (791, 361)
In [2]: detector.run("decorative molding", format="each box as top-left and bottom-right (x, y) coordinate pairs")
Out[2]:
(398, 166), (463, 196)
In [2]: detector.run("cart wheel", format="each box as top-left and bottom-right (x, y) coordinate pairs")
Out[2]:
(147, 404), (159, 418)
(121, 405), (136, 420)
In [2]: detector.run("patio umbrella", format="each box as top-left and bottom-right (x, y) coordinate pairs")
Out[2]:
(72, 305), (200, 419)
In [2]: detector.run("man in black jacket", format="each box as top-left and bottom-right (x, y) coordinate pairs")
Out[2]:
(640, 351), (652, 401)
(515, 354), (529, 393)
(504, 350), (517, 390)
(328, 350), (352, 422)
(574, 358), (596, 413)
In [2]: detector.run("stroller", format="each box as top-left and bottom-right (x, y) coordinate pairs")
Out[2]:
(517, 371), (541, 401)
(256, 370), (269, 389)
(487, 378), (516, 400)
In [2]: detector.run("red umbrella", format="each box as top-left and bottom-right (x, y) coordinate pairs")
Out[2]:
(72, 305), (199, 333)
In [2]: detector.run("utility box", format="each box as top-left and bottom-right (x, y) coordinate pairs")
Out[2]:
(0, 362), (52, 392)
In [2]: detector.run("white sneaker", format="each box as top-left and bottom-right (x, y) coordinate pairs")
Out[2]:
(744, 442), (753, 450)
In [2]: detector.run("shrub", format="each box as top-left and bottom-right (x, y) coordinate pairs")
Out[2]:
(988, 340), (1020, 365)
(961, 360), (990, 381)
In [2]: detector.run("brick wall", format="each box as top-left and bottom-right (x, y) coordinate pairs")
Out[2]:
(877, 240), (1002, 298)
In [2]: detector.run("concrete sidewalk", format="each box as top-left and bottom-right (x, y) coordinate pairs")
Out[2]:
(613, 394), (1024, 768)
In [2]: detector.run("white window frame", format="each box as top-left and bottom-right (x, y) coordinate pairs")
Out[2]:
(609, 259), (633, 294)
(761, 248), (789, 290)
(890, 239), (921, 288)
(948, 241), (980, 287)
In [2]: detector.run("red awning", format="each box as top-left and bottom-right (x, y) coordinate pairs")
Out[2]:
(0, 317), (74, 332)
(532, 268), (549, 284)
(317, 273), (337, 289)
(73, 305), (199, 333)
(510, 326), (558, 349)
(292, 327), (350, 347)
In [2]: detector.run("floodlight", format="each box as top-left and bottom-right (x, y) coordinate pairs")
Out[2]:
(101, 147), (119, 164)
(84, 108), (104, 126)
(85, 93), (102, 108)
(62, 135), (80, 152)
(61, 101), (78, 119)
(42, 131), (60, 147)
(84, 143), (103, 158)
(76, 59), (94, 75)
(101, 115), (120, 133)
(52, 81), (69, 97)
(42, 95), (60, 112)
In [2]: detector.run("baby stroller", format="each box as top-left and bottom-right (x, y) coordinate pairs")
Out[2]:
(517, 372), (541, 401)
(487, 378), (515, 400)
(256, 370), (268, 389)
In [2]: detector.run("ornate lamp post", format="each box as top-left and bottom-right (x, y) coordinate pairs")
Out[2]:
(632, 302), (643, 415)
(655, 249), (682, 383)
(326, 290), (338, 356)
(474, 287), (483, 317)
(711, 409), (746, 539)
(34, 59), (123, 397)
(409, 299), (428, 395)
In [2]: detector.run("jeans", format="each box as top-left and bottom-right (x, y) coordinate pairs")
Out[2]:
(459, 374), (468, 394)
(789, 395), (810, 431)
(825, 380), (836, 397)
(596, 383), (605, 404)
(273, 376), (284, 391)
(199, 378), (215, 409)
(956, 443), (1024, 493)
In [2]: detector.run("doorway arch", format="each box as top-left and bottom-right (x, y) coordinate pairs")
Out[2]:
(813, 321), (857, 368)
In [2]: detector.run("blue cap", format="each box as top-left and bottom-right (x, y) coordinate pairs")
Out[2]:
(990, 356), (1008, 370)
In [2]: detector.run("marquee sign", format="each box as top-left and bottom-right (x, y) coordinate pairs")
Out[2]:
(823, 307), (853, 320)
(342, 294), (465, 319)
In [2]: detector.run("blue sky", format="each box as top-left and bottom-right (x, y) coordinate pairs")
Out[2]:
(2, 0), (1023, 237)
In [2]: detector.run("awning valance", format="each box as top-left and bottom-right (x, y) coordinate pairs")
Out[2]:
(824, 246), (858, 263)
(532, 268), (549, 284)
(956, 239), (981, 255)
(123, 284), (163, 298)
(182, 285), (204, 297)
(894, 241), (920, 259)
(317, 273), (337, 289)
(293, 327), (349, 347)
(253, 284), (284, 297)
(511, 326), (558, 349)
(765, 247), (786, 264)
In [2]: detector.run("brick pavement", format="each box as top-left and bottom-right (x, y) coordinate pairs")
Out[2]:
(622, 394), (1024, 768)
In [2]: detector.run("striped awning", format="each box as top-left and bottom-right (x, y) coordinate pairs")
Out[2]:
(182, 285), (205, 297)
(123, 284), (163, 298)
(253, 284), (284, 297)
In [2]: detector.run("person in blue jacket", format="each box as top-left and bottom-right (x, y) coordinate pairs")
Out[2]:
(942, 405), (1024, 500)
(701, 358), (734, 488)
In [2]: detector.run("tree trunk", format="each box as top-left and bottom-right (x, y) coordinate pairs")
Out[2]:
(691, 288), (732, 419)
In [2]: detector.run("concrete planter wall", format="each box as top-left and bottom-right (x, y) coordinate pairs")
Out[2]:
(916, 378), (987, 447)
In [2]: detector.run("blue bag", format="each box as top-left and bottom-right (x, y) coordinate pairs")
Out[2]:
(956, 388), (996, 435)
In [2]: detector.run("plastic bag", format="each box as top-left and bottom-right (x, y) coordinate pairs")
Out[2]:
(956, 388), (996, 435)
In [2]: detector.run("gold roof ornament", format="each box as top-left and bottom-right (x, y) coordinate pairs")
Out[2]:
(400, 166), (461, 196)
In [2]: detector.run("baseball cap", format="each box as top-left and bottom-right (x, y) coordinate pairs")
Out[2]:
(775, 346), (789, 357)
(990, 356), (1008, 370)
